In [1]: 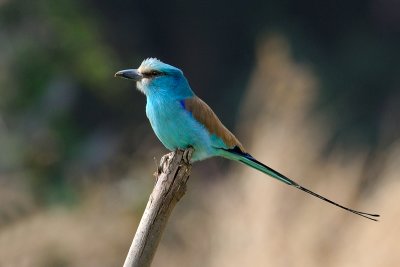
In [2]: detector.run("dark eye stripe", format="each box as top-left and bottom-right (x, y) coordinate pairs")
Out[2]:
(142, 70), (164, 78)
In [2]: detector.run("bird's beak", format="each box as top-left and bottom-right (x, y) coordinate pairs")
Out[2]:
(114, 69), (143, 81)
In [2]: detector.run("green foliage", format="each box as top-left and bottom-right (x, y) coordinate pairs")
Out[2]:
(0, 0), (121, 205)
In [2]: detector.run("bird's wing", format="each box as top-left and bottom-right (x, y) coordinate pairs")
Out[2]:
(183, 96), (245, 152)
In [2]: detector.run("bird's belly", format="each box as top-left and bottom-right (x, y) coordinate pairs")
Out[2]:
(146, 101), (212, 161)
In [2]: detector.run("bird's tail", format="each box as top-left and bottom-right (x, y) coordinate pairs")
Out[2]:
(219, 148), (380, 221)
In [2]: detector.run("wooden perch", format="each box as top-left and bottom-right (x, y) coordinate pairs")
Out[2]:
(123, 148), (194, 267)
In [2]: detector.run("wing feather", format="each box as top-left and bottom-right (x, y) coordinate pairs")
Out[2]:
(183, 97), (245, 152)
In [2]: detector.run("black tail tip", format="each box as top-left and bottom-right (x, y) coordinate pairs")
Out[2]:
(358, 212), (380, 221)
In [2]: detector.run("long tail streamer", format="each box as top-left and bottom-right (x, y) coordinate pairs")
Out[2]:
(221, 149), (380, 221)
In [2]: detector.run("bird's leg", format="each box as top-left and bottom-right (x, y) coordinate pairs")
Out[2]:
(183, 147), (194, 164)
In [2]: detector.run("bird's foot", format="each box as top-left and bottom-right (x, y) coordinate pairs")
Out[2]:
(183, 147), (194, 164)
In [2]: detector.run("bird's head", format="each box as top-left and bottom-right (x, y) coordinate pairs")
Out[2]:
(115, 58), (193, 98)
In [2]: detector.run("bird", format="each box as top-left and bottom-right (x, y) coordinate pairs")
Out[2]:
(115, 58), (379, 221)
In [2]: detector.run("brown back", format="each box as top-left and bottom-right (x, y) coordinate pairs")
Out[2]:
(184, 97), (245, 152)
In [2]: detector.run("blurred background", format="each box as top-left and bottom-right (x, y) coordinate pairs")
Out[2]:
(0, 0), (399, 266)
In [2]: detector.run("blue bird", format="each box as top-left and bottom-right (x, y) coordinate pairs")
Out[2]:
(115, 58), (379, 221)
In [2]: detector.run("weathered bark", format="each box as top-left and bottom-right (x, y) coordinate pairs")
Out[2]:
(123, 148), (193, 267)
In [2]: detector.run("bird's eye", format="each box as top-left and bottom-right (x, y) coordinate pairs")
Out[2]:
(143, 70), (164, 78)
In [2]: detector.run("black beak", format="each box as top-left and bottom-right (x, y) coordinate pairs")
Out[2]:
(114, 69), (143, 81)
